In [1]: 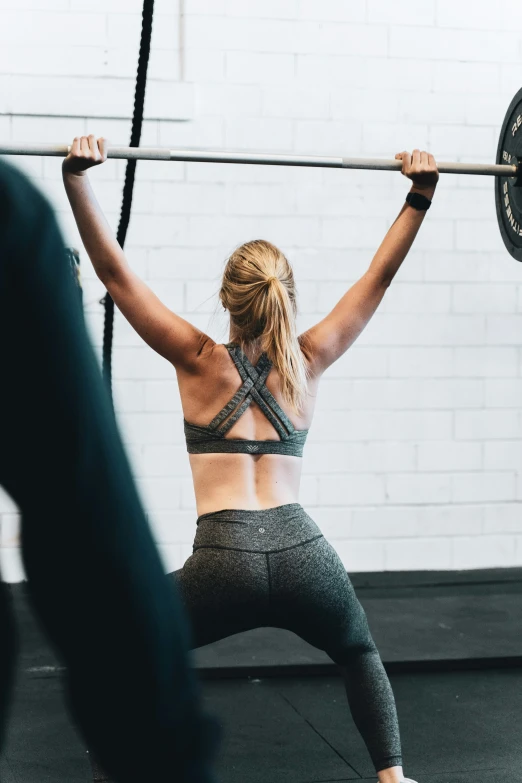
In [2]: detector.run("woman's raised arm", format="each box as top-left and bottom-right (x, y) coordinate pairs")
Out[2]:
(62, 135), (209, 372)
(301, 149), (439, 377)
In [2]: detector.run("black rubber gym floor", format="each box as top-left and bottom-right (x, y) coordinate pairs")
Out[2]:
(1, 568), (521, 782)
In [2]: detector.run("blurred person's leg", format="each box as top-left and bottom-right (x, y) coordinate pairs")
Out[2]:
(0, 159), (221, 783)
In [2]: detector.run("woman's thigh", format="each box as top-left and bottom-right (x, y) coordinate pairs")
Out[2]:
(268, 537), (377, 664)
(169, 547), (270, 649)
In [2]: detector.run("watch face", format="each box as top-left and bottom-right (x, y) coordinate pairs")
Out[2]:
(408, 193), (430, 209)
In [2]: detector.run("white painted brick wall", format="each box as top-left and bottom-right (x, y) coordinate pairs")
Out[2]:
(0, 0), (521, 581)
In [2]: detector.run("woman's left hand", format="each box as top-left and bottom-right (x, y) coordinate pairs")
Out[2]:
(395, 149), (439, 192)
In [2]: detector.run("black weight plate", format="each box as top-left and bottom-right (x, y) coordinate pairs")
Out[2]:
(496, 87), (522, 261)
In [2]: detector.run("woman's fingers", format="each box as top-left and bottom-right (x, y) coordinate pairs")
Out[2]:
(73, 134), (106, 166)
(87, 134), (100, 160)
(98, 137), (108, 162)
(395, 148), (439, 187)
(395, 151), (410, 176)
(63, 134), (106, 174)
(80, 136), (90, 156)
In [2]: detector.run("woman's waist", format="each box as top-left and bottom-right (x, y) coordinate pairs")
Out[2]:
(190, 454), (302, 517)
(195, 488), (300, 518)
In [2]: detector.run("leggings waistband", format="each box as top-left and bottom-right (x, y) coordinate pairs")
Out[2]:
(196, 502), (303, 526)
(193, 503), (321, 553)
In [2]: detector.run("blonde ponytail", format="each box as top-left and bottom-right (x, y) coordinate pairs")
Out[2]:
(219, 239), (311, 415)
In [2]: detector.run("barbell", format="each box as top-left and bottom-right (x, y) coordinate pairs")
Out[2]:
(1, 87), (522, 261)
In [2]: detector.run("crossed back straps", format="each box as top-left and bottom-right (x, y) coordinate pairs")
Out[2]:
(183, 342), (309, 457)
(206, 343), (297, 440)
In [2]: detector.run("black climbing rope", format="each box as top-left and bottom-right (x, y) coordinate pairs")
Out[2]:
(102, 0), (155, 403)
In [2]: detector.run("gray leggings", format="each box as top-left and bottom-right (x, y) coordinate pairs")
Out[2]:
(170, 503), (402, 773)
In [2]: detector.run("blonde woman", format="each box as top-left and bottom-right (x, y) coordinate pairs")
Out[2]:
(63, 135), (439, 783)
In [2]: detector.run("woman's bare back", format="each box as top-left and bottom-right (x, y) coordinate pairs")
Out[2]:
(176, 340), (321, 516)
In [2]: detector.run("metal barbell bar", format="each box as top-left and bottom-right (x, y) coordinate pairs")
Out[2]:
(0, 142), (518, 177)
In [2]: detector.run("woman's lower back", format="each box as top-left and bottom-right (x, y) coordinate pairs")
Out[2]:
(188, 451), (303, 517)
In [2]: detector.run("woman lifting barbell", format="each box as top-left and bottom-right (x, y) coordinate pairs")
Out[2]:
(62, 133), (439, 783)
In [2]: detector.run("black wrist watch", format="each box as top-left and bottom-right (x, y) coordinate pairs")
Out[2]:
(406, 191), (432, 211)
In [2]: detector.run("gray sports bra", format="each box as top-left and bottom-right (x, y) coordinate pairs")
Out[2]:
(183, 342), (309, 457)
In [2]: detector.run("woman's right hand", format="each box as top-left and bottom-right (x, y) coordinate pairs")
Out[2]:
(62, 134), (108, 176)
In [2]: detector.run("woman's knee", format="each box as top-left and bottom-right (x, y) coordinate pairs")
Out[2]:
(331, 635), (380, 668)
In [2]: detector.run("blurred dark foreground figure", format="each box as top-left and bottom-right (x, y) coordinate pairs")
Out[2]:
(0, 159), (221, 782)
